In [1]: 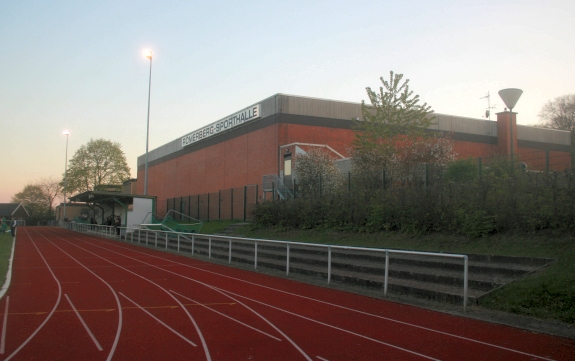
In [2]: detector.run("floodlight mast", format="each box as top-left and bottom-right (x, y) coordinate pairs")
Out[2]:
(143, 50), (153, 195)
(498, 88), (523, 163)
(62, 130), (70, 221)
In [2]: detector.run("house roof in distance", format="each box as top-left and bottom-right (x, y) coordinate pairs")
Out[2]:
(0, 203), (29, 217)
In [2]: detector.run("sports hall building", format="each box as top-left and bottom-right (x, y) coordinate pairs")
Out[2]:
(136, 94), (572, 217)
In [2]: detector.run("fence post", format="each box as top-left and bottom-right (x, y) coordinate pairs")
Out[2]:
(177, 233), (180, 252)
(155, 232), (158, 247)
(464, 255), (468, 312)
(384, 250), (389, 297)
(286, 242), (290, 276)
(192, 234), (195, 255)
(229, 237), (232, 264)
(478, 157), (482, 179)
(348, 171), (351, 193)
(293, 179), (297, 198)
(327, 246), (332, 285)
(254, 240), (258, 269)
(146, 231), (148, 246)
(165, 232), (168, 250)
(243, 186), (247, 222)
(209, 236), (212, 258)
(383, 169), (386, 190)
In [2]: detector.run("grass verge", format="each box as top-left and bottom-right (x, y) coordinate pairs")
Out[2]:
(198, 220), (243, 235)
(0, 233), (14, 287)
(236, 226), (575, 324)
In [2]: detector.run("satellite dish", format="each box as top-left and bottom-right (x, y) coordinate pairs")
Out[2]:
(498, 88), (523, 110)
(485, 110), (490, 118)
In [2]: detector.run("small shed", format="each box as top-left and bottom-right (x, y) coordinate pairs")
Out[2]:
(68, 191), (156, 230)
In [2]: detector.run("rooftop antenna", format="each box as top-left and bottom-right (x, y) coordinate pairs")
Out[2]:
(480, 91), (497, 120)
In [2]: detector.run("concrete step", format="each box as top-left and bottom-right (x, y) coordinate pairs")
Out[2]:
(128, 233), (555, 306)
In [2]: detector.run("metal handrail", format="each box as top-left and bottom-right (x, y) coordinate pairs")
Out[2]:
(62, 224), (469, 311)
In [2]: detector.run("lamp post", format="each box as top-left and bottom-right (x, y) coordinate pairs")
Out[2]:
(143, 49), (153, 195)
(62, 130), (70, 221)
(498, 88), (523, 163)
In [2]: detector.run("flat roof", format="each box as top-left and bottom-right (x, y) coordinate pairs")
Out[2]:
(69, 191), (156, 205)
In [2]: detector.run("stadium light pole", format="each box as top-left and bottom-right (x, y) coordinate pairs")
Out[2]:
(143, 49), (153, 195)
(62, 130), (70, 221)
(498, 88), (523, 163)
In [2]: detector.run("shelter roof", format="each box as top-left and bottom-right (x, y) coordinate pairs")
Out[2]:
(68, 191), (155, 205)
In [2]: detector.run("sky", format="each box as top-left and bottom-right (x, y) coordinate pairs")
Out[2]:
(1, 0), (574, 203)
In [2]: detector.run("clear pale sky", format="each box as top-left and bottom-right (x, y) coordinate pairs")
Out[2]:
(1, 0), (573, 203)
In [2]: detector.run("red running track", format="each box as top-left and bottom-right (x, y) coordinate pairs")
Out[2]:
(0, 227), (573, 360)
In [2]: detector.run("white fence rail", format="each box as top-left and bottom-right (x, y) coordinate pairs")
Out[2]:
(62, 222), (469, 311)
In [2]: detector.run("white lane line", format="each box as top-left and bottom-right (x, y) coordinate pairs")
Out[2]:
(0, 236), (17, 300)
(119, 292), (197, 347)
(211, 285), (441, 361)
(65, 233), (313, 361)
(65, 294), (103, 351)
(1, 296), (9, 354)
(4, 229), (63, 361)
(34, 229), (123, 361)
(91, 239), (558, 361)
(170, 290), (282, 341)
(316, 357), (330, 361)
(56, 236), (212, 361)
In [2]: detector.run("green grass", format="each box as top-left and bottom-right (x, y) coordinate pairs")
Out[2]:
(197, 220), (243, 235)
(0, 233), (14, 287)
(236, 226), (575, 324)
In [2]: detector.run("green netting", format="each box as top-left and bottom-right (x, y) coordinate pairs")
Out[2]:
(73, 216), (90, 224)
(141, 210), (203, 233)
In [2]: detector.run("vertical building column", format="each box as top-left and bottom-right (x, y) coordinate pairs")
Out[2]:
(496, 111), (518, 157)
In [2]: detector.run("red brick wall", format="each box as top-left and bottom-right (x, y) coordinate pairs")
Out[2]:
(138, 124), (278, 214)
(139, 118), (571, 216)
(278, 123), (355, 157)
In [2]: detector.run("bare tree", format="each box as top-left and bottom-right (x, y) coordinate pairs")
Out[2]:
(539, 94), (575, 131)
(539, 94), (575, 168)
(38, 177), (62, 216)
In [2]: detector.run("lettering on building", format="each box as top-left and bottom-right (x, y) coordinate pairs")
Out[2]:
(181, 104), (261, 147)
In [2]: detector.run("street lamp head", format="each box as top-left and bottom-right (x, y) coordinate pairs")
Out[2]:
(498, 88), (523, 111)
(62, 130), (70, 136)
(143, 49), (153, 59)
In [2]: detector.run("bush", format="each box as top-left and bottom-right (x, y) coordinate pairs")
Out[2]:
(253, 164), (575, 236)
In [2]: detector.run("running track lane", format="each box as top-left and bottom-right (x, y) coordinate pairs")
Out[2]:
(0, 227), (572, 361)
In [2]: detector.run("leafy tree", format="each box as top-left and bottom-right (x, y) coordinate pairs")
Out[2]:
(353, 71), (435, 162)
(12, 184), (50, 217)
(352, 71), (454, 188)
(63, 138), (131, 194)
(294, 149), (342, 197)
